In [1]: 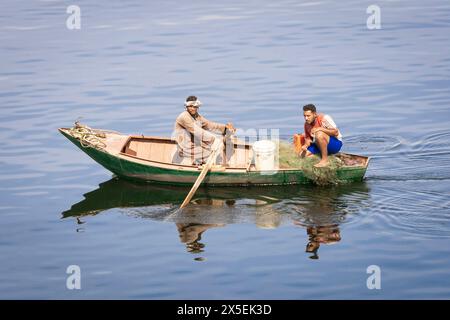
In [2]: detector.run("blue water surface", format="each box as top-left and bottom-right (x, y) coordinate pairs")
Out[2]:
(1, 0), (450, 299)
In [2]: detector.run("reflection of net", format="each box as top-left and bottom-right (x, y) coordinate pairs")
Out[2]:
(278, 141), (343, 185)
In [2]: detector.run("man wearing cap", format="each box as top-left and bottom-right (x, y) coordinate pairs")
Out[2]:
(172, 96), (236, 165)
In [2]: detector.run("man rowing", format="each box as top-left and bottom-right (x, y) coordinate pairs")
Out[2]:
(300, 104), (343, 168)
(172, 96), (236, 165)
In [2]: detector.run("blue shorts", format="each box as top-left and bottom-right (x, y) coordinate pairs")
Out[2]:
(307, 136), (343, 155)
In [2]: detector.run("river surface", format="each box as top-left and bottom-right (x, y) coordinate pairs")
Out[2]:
(1, 0), (450, 299)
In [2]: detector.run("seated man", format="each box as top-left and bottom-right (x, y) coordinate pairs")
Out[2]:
(301, 104), (343, 167)
(172, 96), (235, 165)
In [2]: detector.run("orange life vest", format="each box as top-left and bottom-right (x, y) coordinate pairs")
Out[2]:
(304, 113), (325, 141)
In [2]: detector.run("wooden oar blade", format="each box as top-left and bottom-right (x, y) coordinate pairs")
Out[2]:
(180, 141), (221, 209)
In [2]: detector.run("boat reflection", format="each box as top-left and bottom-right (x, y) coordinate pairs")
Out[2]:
(62, 178), (370, 260)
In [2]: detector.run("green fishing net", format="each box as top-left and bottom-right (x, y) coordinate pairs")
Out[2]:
(277, 140), (344, 185)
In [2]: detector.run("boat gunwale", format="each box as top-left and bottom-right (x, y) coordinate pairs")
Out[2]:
(118, 151), (369, 172)
(118, 133), (370, 171)
(59, 128), (370, 173)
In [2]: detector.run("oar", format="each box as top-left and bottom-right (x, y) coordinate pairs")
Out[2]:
(180, 140), (222, 209)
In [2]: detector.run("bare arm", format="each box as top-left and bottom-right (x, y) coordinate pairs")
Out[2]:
(313, 127), (339, 137)
(317, 115), (340, 137)
(301, 137), (313, 151)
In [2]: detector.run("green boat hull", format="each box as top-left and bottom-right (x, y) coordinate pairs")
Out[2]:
(60, 129), (369, 186)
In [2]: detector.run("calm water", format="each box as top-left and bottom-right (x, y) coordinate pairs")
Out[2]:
(1, 0), (450, 299)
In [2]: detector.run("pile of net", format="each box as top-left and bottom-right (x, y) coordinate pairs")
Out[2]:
(68, 121), (107, 150)
(278, 140), (344, 185)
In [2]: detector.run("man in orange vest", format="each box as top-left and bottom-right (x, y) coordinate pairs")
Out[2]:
(300, 104), (343, 168)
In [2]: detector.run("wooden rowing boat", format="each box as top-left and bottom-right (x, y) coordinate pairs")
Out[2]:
(58, 125), (369, 186)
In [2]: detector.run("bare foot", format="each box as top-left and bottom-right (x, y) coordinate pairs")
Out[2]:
(314, 160), (329, 168)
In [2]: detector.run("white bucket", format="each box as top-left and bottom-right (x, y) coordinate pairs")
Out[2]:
(252, 140), (276, 171)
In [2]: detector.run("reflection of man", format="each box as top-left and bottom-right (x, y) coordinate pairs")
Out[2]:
(173, 96), (235, 165)
(176, 223), (224, 253)
(305, 225), (341, 259)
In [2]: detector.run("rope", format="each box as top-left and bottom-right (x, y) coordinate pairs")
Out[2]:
(68, 121), (107, 150)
